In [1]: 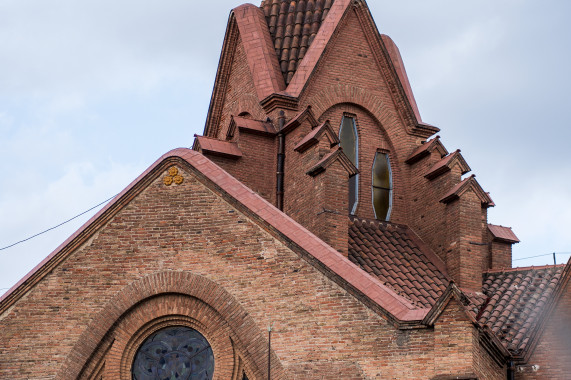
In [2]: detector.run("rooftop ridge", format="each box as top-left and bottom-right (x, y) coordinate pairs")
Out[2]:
(484, 264), (567, 274)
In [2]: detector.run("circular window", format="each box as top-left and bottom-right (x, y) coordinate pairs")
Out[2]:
(132, 326), (214, 380)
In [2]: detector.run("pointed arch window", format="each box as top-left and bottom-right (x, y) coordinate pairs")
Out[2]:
(372, 152), (392, 220)
(339, 114), (358, 214)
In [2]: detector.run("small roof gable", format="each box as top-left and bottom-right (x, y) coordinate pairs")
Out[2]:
(293, 120), (339, 152)
(425, 149), (471, 180)
(406, 136), (448, 164)
(488, 224), (520, 244)
(306, 146), (358, 177)
(260, 0), (335, 84)
(440, 174), (494, 208)
(348, 217), (450, 309)
(282, 105), (319, 133)
(479, 265), (566, 356)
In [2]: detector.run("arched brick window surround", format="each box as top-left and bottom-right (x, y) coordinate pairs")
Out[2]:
(57, 271), (283, 380)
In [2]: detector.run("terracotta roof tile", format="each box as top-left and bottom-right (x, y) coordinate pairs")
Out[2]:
(348, 217), (450, 308)
(488, 224), (520, 244)
(260, 0), (335, 84)
(477, 265), (565, 355)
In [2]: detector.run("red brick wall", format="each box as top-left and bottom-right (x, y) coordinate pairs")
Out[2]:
(444, 190), (488, 290)
(297, 10), (415, 225)
(0, 159), (499, 379)
(489, 240), (513, 270)
(208, 130), (277, 205)
(216, 36), (266, 139)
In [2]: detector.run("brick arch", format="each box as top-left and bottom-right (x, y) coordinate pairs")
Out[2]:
(309, 84), (406, 152)
(57, 271), (284, 380)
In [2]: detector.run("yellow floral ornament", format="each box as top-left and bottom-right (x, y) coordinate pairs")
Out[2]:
(164, 166), (183, 186)
(168, 167), (179, 177)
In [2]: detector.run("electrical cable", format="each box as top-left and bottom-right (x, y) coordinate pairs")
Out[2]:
(0, 194), (117, 251)
(513, 252), (571, 261)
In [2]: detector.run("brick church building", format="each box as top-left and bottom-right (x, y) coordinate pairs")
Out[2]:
(1, 0), (570, 379)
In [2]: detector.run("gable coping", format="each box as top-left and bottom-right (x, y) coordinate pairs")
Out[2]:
(0, 148), (427, 326)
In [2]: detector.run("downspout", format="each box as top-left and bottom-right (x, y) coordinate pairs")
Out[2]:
(507, 360), (515, 380)
(276, 110), (285, 211)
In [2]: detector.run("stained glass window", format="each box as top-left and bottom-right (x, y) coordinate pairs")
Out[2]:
(132, 326), (214, 380)
(339, 115), (358, 214)
(372, 152), (392, 220)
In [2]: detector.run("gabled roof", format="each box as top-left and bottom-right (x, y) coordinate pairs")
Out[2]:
(282, 105), (318, 133)
(479, 265), (566, 356)
(488, 224), (520, 244)
(425, 149), (471, 180)
(306, 146), (358, 177)
(260, 0), (335, 84)
(0, 148), (424, 323)
(348, 217), (450, 308)
(293, 120), (339, 152)
(406, 136), (448, 164)
(440, 174), (494, 208)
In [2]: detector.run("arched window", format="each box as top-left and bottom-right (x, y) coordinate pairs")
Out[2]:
(372, 152), (392, 220)
(132, 326), (214, 380)
(339, 114), (358, 214)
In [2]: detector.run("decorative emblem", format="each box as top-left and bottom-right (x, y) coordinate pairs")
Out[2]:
(164, 166), (183, 186)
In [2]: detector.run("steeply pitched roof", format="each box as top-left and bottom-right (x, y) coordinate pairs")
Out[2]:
(0, 148), (425, 323)
(478, 265), (565, 355)
(348, 217), (450, 308)
(260, 0), (335, 84)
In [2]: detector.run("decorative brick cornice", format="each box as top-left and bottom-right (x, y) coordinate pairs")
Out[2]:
(259, 92), (299, 113)
(204, 14), (239, 138)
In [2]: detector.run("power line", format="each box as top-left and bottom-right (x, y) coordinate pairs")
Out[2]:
(513, 252), (571, 262)
(0, 194), (117, 251)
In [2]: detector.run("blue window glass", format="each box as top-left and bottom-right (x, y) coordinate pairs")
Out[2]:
(339, 115), (358, 214)
(132, 326), (214, 380)
(372, 152), (392, 220)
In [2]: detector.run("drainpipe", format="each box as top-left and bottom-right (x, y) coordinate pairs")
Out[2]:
(507, 360), (515, 380)
(276, 110), (285, 211)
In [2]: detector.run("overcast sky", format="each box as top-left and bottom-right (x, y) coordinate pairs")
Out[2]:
(1, 0), (570, 294)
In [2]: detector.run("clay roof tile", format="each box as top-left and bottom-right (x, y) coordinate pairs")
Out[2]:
(259, 0), (336, 84)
